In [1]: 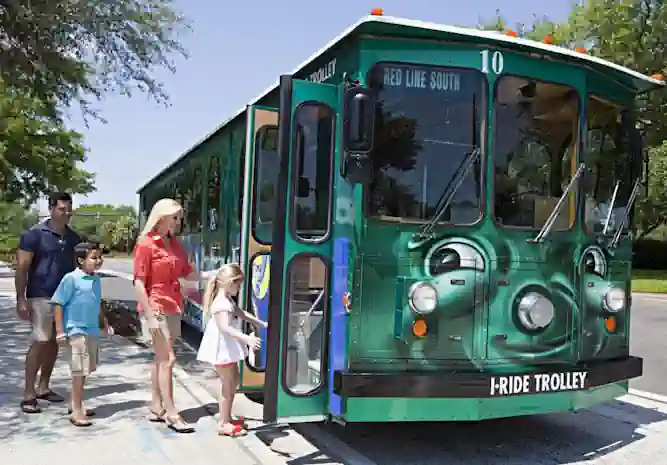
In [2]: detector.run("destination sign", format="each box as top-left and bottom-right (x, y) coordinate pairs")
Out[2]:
(489, 371), (588, 396)
(382, 65), (465, 92)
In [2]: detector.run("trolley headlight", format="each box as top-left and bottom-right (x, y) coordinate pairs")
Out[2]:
(603, 286), (625, 313)
(409, 282), (438, 315)
(517, 292), (555, 331)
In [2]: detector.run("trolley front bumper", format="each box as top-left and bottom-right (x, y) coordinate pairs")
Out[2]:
(333, 356), (642, 398)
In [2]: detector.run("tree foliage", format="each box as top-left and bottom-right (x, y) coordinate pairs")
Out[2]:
(0, 0), (189, 204)
(0, 202), (39, 263)
(70, 203), (137, 252)
(480, 1), (667, 237)
(0, 80), (94, 204)
(0, 0), (190, 121)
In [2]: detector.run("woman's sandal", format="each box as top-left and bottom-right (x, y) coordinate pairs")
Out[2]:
(68, 408), (95, 417)
(218, 423), (247, 437)
(147, 408), (166, 423)
(231, 416), (247, 429)
(164, 414), (195, 433)
(20, 399), (41, 414)
(69, 416), (92, 427)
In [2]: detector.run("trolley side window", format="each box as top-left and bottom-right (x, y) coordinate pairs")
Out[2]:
(252, 125), (279, 243)
(290, 104), (335, 242)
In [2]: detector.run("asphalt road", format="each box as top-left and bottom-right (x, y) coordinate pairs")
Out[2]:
(98, 259), (667, 465)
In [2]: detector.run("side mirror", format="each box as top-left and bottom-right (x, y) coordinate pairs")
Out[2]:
(342, 87), (376, 153)
(297, 177), (311, 197)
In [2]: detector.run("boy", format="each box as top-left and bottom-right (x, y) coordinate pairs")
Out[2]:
(52, 241), (113, 427)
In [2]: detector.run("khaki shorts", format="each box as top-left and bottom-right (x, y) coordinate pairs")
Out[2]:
(68, 334), (99, 377)
(140, 311), (182, 344)
(28, 298), (55, 342)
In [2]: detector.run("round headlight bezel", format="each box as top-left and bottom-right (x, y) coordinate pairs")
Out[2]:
(603, 286), (626, 313)
(408, 282), (438, 315)
(516, 291), (555, 331)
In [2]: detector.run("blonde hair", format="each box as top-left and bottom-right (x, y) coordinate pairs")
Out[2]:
(139, 198), (183, 239)
(202, 263), (245, 316)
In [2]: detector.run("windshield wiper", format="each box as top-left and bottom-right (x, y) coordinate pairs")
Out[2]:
(608, 178), (642, 249)
(602, 181), (621, 235)
(528, 163), (586, 244)
(411, 146), (481, 244)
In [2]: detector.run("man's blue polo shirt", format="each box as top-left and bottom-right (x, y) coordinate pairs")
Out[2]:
(51, 268), (102, 338)
(19, 220), (81, 299)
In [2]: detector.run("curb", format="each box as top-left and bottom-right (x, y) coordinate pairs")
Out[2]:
(171, 364), (288, 465)
(628, 388), (667, 405)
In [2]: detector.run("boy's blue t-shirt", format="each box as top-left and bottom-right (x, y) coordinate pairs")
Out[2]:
(51, 268), (102, 338)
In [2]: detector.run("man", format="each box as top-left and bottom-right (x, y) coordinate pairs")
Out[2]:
(15, 192), (81, 413)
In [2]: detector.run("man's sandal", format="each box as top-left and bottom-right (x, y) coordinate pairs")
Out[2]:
(218, 423), (247, 437)
(164, 414), (195, 433)
(36, 390), (65, 403)
(20, 399), (41, 414)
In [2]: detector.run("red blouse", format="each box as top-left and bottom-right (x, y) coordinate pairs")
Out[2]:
(132, 234), (193, 314)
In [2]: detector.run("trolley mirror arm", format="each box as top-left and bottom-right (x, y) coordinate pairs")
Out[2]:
(608, 177), (642, 249)
(528, 163), (586, 244)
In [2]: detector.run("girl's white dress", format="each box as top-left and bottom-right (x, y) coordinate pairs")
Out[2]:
(197, 294), (248, 366)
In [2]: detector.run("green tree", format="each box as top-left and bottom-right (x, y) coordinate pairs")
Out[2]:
(0, 0), (189, 120)
(0, 0), (189, 203)
(0, 203), (39, 260)
(0, 80), (94, 204)
(70, 204), (136, 247)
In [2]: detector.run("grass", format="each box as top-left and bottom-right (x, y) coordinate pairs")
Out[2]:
(632, 269), (667, 294)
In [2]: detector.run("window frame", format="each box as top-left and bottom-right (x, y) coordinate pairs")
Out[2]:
(251, 124), (280, 245)
(244, 250), (271, 373)
(581, 94), (636, 237)
(362, 61), (488, 227)
(280, 252), (330, 398)
(288, 101), (336, 245)
(490, 73), (581, 232)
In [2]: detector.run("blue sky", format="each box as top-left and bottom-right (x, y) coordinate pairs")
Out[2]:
(53, 0), (575, 212)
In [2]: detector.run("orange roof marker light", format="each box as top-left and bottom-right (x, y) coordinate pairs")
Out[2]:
(652, 73), (665, 82)
(575, 47), (588, 54)
(505, 28), (517, 37)
(370, 8), (384, 16)
(543, 35), (554, 45)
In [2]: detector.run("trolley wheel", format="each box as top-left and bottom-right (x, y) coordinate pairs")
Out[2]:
(245, 392), (265, 405)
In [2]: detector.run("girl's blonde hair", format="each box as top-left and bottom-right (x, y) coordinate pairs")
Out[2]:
(202, 263), (245, 316)
(139, 198), (183, 239)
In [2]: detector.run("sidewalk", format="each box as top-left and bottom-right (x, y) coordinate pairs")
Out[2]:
(0, 288), (277, 465)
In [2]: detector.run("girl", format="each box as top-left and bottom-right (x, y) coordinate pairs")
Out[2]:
(197, 263), (267, 437)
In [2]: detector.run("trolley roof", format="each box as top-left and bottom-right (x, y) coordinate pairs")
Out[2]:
(139, 14), (665, 193)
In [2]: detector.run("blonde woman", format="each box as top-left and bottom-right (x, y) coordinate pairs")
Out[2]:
(132, 198), (217, 433)
(196, 264), (266, 437)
